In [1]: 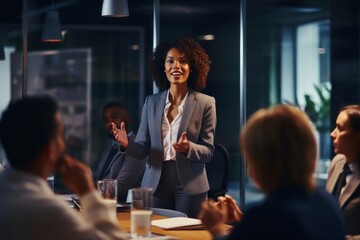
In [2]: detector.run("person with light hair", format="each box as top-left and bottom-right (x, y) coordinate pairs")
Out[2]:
(199, 104), (345, 240)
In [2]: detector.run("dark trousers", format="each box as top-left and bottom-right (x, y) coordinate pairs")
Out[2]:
(153, 160), (207, 218)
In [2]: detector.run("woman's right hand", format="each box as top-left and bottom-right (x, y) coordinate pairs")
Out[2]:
(112, 122), (129, 148)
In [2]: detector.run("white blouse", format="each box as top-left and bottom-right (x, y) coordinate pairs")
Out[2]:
(161, 90), (189, 161)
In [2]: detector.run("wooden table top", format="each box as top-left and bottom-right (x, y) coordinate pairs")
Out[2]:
(116, 211), (212, 240)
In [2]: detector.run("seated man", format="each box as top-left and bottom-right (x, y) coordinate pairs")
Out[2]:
(95, 101), (146, 202)
(0, 96), (128, 240)
(326, 105), (360, 235)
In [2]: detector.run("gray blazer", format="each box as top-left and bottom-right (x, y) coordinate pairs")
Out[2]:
(126, 89), (216, 195)
(326, 154), (360, 209)
(96, 132), (147, 202)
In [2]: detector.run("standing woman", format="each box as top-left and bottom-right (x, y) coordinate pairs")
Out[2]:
(114, 37), (216, 217)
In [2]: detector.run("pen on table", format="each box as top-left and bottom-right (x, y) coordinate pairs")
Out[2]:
(71, 197), (82, 210)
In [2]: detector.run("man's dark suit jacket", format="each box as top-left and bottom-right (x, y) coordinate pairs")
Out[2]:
(96, 132), (147, 202)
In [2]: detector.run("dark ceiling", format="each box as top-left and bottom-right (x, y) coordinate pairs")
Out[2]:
(1, 0), (330, 25)
(1, 0), (240, 25)
(0, 0), (330, 42)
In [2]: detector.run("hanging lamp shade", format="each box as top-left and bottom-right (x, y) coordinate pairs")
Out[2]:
(102, 0), (129, 17)
(42, 10), (63, 42)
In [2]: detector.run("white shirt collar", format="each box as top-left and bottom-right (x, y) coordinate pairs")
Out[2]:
(165, 90), (189, 112)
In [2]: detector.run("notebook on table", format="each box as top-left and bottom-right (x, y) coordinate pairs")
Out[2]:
(151, 217), (204, 230)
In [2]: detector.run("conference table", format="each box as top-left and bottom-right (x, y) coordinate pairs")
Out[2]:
(61, 193), (213, 239)
(116, 211), (212, 240)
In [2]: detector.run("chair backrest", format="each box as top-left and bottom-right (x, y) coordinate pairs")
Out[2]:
(152, 208), (188, 218)
(206, 143), (230, 200)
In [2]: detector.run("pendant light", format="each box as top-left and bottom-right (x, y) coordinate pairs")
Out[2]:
(42, 0), (63, 42)
(102, 0), (129, 17)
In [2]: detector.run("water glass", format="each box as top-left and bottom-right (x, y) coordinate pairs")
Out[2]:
(97, 179), (118, 218)
(130, 187), (153, 238)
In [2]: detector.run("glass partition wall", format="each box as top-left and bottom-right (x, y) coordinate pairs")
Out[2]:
(1, 1), (151, 168)
(0, 1), (152, 191)
(1, 0), (334, 207)
(245, 0), (331, 207)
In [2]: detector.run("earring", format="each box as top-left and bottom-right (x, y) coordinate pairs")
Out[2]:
(164, 70), (166, 72)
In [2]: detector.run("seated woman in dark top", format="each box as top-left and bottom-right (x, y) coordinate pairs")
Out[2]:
(199, 104), (346, 240)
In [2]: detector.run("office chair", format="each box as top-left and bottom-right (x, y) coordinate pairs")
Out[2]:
(152, 208), (188, 218)
(127, 191), (188, 218)
(206, 143), (230, 200)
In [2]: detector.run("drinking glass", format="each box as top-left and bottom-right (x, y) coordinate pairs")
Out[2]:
(97, 179), (118, 218)
(130, 187), (153, 238)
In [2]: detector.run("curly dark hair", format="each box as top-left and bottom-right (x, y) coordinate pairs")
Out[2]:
(149, 37), (211, 91)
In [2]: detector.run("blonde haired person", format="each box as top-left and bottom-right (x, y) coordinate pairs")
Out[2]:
(199, 105), (345, 240)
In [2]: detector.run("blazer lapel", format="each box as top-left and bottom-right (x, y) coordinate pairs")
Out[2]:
(178, 91), (196, 138)
(339, 170), (360, 207)
(327, 162), (345, 193)
(154, 91), (167, 145)
(98, 145), (111, 171)
(108, 149), (122, 167)
(98, 143), (118, 180)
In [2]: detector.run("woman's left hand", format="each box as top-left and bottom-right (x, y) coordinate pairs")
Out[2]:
(173, 132), (189, 154)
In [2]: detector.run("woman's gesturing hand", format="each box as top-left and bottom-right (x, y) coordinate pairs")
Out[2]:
(112, 122), (129, 148)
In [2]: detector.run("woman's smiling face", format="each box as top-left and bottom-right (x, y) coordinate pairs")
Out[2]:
(164, 48), (190, 86)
